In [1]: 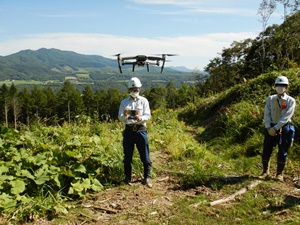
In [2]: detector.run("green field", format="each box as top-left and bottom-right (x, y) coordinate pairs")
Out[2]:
(0, 80), (44, 86)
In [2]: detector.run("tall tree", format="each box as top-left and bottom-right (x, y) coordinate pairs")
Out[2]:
(56, 81), (74, 123)
(275, 0), (300, 20)
(258, 0), (276, 73)
(82, 86), (95, 117)
(106, 88), (122, 119)
(0, 84), (10, 127)
(145, 86), (167, 110)
(31, 86), (47, 122)
(9, 83), (21, 129)
(166, 82), (178, 110)
(56, 81), (84, 123)
(95, 89), (109, 120)
(275, 0), (300, 68)
(19, 88), (32, 126)
(176, 84), (197, 107)
(43, 87), (57, 121)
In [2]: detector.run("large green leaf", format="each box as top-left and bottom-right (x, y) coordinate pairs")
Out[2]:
(0, 165), (9, 175)
(65, 150), (82, 158)
(61, 168), (75, 177)
(16, 169), (35, 180)
(34, 165), (50, 185)
(10, 179), (26, 195)
(91, 178), (103, 192)
(54, 205), (68, 214)
(33, 154), (48, 166)
(53, 174), (62, 188)
(12, 151), (22, 162)
(27, 154), (47, 166)
(0, 193), (17, 210)
(67, 138), (81, 146)
(81, 178), (91, 189)
(69, 178), (91, 196)
(0, 139), (4, 148)
(74, 164), (86, 173)
(0, 175), (14, 181)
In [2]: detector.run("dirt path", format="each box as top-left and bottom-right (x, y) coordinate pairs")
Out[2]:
(46, 150), (200, 224)
(79, 150), (191, 224)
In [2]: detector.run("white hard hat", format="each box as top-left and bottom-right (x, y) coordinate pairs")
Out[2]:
(128, 77), (142, 89)
(275, 76), (289, 85)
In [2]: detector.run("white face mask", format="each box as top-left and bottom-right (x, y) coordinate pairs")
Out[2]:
(275, 86), (286, 95)
(130, 91), (139, 98)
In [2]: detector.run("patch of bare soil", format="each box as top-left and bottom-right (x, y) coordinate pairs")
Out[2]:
(76, 151), (195, 225)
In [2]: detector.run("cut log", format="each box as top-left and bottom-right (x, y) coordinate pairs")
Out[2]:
(209, 180), (261, 206)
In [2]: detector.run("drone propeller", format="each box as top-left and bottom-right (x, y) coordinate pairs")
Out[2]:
(161, 54), (178, 59)
(154, 54), (178, 57)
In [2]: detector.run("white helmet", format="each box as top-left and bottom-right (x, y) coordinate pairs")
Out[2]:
(128, 77), (142, 89)
(275, 76), (289, 85)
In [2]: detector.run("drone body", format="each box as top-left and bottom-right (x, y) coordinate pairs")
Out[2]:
(115, 54), (176, 73)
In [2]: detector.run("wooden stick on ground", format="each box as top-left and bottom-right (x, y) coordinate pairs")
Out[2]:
(209, 180), (261, 206)
(82, 204), (118, 214)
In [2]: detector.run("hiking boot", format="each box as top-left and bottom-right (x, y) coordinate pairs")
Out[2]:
(120, 177), (131, 185)
(260, 159), (270, 179)
(143, 164), (152, 188)
(275, 174), (284, 182)
(258, 172), (270, 179)
(144, 177), (152, 188)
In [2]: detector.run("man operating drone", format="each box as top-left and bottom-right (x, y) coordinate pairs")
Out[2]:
(114, 54), (176, 73)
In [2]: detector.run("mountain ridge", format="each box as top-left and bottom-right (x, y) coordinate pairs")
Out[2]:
(0, 48), (191, 80)
(0, 48), (198, 92)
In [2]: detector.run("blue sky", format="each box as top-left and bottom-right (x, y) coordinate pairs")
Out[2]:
(0, 0), (284, 70)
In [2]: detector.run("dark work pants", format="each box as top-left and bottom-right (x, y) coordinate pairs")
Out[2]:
(262, 124), (291, 165)
(123, 128), (151, 178)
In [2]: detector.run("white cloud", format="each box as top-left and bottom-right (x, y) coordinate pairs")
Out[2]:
(0, 32), (257, 70)
(189, 8), (256, 16)
(128, 0), (258, 16)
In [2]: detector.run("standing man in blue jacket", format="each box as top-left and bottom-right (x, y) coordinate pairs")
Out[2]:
(260, 75), (296, 182)
(118, 77), (152, 188)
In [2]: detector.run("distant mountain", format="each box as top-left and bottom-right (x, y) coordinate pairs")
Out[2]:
(169, 66), (193, 73)
(0, 48), (197, 92)
(0, 48), (117, 81)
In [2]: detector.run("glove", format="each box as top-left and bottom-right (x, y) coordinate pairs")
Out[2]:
(267, 127), (277, 136)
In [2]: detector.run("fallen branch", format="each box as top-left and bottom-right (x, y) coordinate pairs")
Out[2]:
(157, 176), (170, 182)
(82, 204), (118, 214)
(209, 180), (261, 206)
